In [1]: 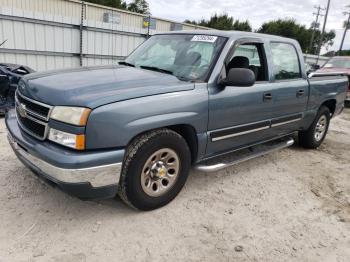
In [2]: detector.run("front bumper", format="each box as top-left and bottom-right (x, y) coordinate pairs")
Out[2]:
(6, 110), (125, 200)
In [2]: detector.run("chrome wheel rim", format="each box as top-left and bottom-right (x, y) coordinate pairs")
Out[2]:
(314, 115), (327, 142)
(141, 148), (180, 197)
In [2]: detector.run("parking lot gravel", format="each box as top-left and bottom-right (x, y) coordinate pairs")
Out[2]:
(0, 109), (349, 262)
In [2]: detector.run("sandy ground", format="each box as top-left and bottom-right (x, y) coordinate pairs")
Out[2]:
(0, 109), (349, 262)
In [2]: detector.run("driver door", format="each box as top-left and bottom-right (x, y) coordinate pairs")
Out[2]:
(206, 40), (278, 156)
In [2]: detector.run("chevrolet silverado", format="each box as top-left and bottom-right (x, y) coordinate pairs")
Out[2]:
(5, 31), (349, 210)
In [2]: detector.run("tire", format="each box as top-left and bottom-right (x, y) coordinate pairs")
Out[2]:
(299, 106), (331, 149)
(118, 129), (191, 211)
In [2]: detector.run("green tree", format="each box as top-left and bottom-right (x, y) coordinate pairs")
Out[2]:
(84, 0), (151, 15)
(257, 18), (336, 54)
(324, 50), (350, 57)
(184, 20), (197, 25)
(315, 30), (336, 54)
(127, 0), (150, 14)
(185, 13), (252, 32)
(233, 20), (252, 32)
(84, 0), (127, 10)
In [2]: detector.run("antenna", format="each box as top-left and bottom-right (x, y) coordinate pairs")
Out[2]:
(0, 39), (7, 47)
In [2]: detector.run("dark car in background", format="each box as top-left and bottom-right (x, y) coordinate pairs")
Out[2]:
(0, 63), (34, 115)
(316, 57), (350, 106)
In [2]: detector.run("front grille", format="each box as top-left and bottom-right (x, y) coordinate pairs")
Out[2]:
(16, 92), (51, 120)
(16, 93), (50, 119)
(16, 108), (46, 138)
(15, 91), (52, 140)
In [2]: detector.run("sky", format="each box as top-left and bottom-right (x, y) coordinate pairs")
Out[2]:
(127, 0), (350, 53)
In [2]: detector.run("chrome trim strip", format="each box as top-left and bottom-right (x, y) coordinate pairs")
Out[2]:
(271, 118), (302, 128)
(8, 134), (122, 188)
(211, 126), (270, 142)
(210, 119), (270, 133)
(308, 71), (346, 79)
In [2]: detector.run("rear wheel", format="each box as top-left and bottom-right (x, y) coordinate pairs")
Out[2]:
(299, 106), (330, 149)
(118, 129), (191, 211)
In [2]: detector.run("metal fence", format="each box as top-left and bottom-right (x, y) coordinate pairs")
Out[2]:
(0, 0), (208, 71)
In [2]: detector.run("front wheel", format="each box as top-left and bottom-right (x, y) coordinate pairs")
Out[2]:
(118, 129), (191, 211)
(299, 106), (330, 149)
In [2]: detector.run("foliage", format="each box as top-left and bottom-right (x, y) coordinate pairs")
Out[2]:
(257, 19), (336, 54)
(128, 0), (150, 14)
(338, 50), (350, 56)
(84, 0), (127, 10)
(84, 0), (150, 14)
(324, 50), (350, 57)
(185, 13), (252, 32)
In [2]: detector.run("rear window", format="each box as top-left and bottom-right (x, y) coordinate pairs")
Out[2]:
(270, 42), (301, 80)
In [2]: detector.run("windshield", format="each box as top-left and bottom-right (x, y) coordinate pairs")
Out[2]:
(323, 57), (350, 69)
(125, 34), (227, 81)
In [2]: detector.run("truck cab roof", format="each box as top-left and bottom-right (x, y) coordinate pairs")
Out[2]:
(158, 30), (300, 45)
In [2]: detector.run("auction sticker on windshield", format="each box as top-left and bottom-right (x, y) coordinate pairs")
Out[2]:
(191, 35), (218, 43)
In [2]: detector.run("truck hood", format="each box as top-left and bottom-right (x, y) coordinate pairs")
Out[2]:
(20, 65), (195, 108)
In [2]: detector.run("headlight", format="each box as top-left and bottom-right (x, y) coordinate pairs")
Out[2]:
(48, 128), (85, 150)
(50, 106), (91, 126)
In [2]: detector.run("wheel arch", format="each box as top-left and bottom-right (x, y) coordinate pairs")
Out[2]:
(167, 124), (198, 163)
(126, 124), (199, 164)
(320, 99), (336, 116)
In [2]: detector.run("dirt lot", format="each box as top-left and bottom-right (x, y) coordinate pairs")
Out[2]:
(0, 109), (349, 262)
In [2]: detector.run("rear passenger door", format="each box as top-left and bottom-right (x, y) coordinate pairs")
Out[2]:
(267, 42), (309, 135)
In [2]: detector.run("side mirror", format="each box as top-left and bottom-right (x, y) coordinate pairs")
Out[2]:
(219, 68), (256, 87)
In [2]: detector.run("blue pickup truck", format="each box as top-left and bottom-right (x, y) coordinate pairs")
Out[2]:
(5, 31), (348, 210)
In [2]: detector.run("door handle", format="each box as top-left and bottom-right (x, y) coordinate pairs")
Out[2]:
(296, 90), (305, 97)
(263, 93), (273, 101)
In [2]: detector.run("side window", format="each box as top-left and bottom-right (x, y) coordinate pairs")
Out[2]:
(227, 43), (267, 82)
(270, 43), (301, 80)
(233, 45), (261, 66)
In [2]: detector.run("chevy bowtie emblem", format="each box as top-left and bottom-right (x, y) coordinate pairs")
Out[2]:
(17, 103), (27, 118)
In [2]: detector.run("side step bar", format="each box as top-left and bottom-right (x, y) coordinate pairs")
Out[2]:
(194, 137), (294, 173)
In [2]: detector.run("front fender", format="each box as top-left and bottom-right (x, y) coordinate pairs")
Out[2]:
(85, 86), (209, 150)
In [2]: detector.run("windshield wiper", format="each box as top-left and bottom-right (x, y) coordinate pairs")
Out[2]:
(139, 65), (189, 81)
(119, 61), (135, 67)
(139, 65), (174, 75)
